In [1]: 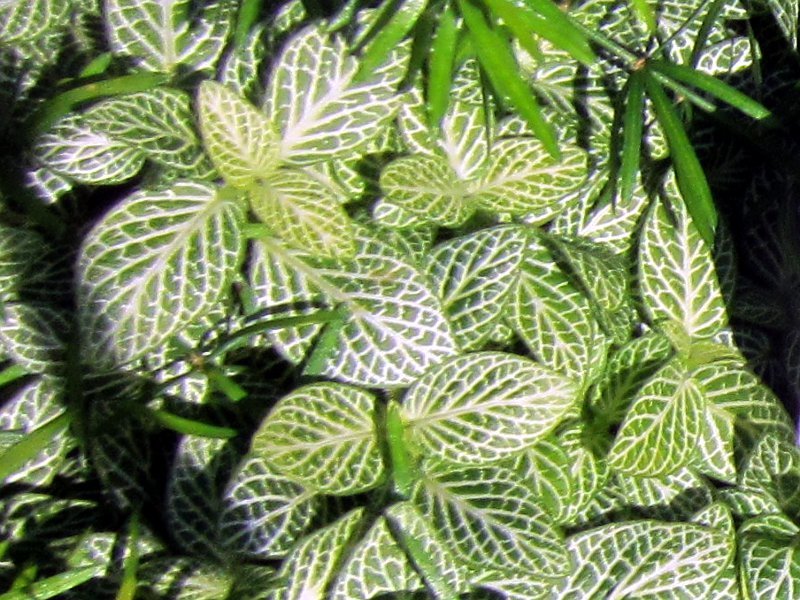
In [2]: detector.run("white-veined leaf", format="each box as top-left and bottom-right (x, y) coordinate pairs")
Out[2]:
(379, 153), (471, 227)
(740, 434), (800, 521)
(265, 26), (406, 164)
(471, 138), (586, 220)
(0, 302), (68, 372)
(762, 0), (798, 49)
(402, 352), (577, 464)
(252, 383), (384, 495)
(719, 487), (782, 520)
(220, 455), (319, 559)
(0, 0), (68, 44)
(218, 23), (267, 100)
(693, 402), (736, 483)
(136, 558), (237, 600)
(35, 115), (145, 185)
(330, 517), (424, 599)
(558, 521), (732, 597)
(439, 96), (489, 180)
(608, 360), (705, 477)
(0, 226), (48, 300)
(426, 226), (526, 350)
(740, 513), (800, 538)
(249, 170), (356, 260)
(274, 508), (364, 600)
(371, 198), (433, 229)
(104, 0), (233, 73)
(413, 464), (569, 579)
(740, 531), (800, 599)
(197, 81), (280, 188)
(639, 197), (728, 339)
(78, 181), (245, 366)
(506, 234), (608, 385)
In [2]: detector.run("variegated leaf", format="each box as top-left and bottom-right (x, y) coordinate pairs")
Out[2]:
(426, 226), (526, 350)
(439, 96), (489, 180)
(413, 465), (569, 579)
(639, 198), (728, 339)
(608, 360), (705, 477)
(740, 434), (800, 521)
(740, 531), (800, 600)
(0, 302), (68, 372)
(220, 455), (319, 559)
(265, 26), (406, 164)
(693, 402), (736, 483)
(0, 0), (69, 44)
(252, 383), (384, 495)
(0, 225), (48, 300)
(78, 181), (245, 366)
(402, 352), (577, 464)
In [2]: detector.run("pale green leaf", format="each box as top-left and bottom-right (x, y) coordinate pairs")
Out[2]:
(740, 513), (800, 537)
(249, 170), (356, 260)
(197, 81), (280, 188)
(219, 22), (267, 99)
(104, 0), (233, 73)
(265, 25), (406, 165)
(506, 234), (609, 385)
(719, 487), (782, 519)
(639, 197), (728, 339)
(558, 521), (733, 597)
(275, 508), (364, 600)
(438, 95), (489, 180)
(252, 383), (384, 495)
(330, 517), (423, 599)
(426, 226), (526, 350)
(136, 558), (237, 600)
(379, 154), (471, 227)
(414, 464), (569, 579)
(740, 533), (800, 600)
(740, 434), (800, 521)
(402, 352), (577, 465)
(608, 360), (705, 477)
(693, 402), (736, 483)
(472, 138), (587, 220)
(0, 302), (67, 372)
(35, 114), (145, 185)
(371, 199), (432, 229)
(0, 0), (69, 44)
(220, 455), (319, 559)
(78, 181), (245, 366)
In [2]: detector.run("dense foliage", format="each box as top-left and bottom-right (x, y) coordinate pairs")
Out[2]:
(3, 0), (800, 598)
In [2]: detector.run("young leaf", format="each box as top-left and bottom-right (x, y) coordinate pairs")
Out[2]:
(643, 73), (717, 244)
(608, 360), (705, 477)
(249, 170), (356, 260)
(426, 226), (526, 350)
(197, 81), (280, 188)
(413, 464), (569, 579)
(265, 25), (407, 165)
(639, 194), (728, 340)
(251, 383), (384, 495)
(78, 181), (245, 366)
(402, 352), (578, 464)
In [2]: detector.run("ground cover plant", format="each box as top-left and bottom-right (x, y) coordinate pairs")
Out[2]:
(4, 0), (800, 598)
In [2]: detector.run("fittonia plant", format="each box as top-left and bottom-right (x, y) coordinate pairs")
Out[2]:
(3, 0), (800, 598)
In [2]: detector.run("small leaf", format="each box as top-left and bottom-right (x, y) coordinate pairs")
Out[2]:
(402, 352), (577, 464)
(252, 383), (384, 495)
(197, 81), (280, 188)
(608, 360), (705, 477)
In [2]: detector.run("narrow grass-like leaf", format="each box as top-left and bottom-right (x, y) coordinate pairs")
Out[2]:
(357, 0), (426, 78)
(427, 3), (459, 127)
(643, 72), (717, 244)
(0, 566), (102, 600)
(649, 60), (770, 119)
(620, 70), (645, 203)
(0, 364), (26, 387)
(630, 0), (656, 33)
(0, 412), (69, 483)
(458, 0), (559, 158)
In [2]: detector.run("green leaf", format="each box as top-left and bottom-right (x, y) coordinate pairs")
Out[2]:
(0, 226), (48, 301)
(426, 4), (459, 127)
(379, 154), (470, 226)
(249, 170), (356, 260)
(740, 434), (800, 521)
(104, 0), (233, 73)
(274, 508), (364, 600)
(402, 352), (577, 465)
(558, 521), (733, 597)
(0, 0), (69, 44)
(692, 402), (736, 483)
(760, 0), (798, 49)
(426, 226), (526, 350)
(0, 566), (102, 600)
(0, 404), (69, 486)
(357, 0), (426, 77)
(220, 455), (319, 558)
(520, 0), (596, 64)
(251, 383), (384, 495)
(413, 464), (569, 578)
(619, 69), (645, 203)
(608, 360), (705, 477)
(438, 94), (490, 181)
(0, 303), (68, 372)
(265, 25), (407, 165)
(740, 531), (800, 599)
(639, 195), (728, 339)
(78, 181), (245, 366)
(506, 234), (608, 385)
(643, 74), (717, 244)
(197, 81), (280, 188)
(648, 60), (770, 120)
(472, 138), (587, 219)
(330, 517), (424, 599)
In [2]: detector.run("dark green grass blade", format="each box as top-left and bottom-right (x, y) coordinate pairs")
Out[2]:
(620, 69), (646, 202)
(0, 412), (70, 483)
(357, 0), (427, 78)
(644, 71), (717, 244)
(427, 3), (459, 127)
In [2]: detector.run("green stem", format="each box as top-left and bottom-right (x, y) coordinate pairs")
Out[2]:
(386, 401), (416, 498)
(115, 513), (141, 600)
(148, 409), (237, 439)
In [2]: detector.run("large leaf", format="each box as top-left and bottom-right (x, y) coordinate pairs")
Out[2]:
(608, 360), (705, 477)
(639, 195), (728, 339)
(425, 226), (526, 350)
(558, 521), (732, 597)
(197, 81), (280, 188)
(413, 464), (569, 579)
(740, 532), (800, 600)
(0, 302), (68, 372)
(78, 181), (245, 366)
(740, 434), (800, 521)
(0, 0), (69, 43)
(402, 352), (577, 464)
(251, 383), (384, 495)
(265, 25), (406, 165)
